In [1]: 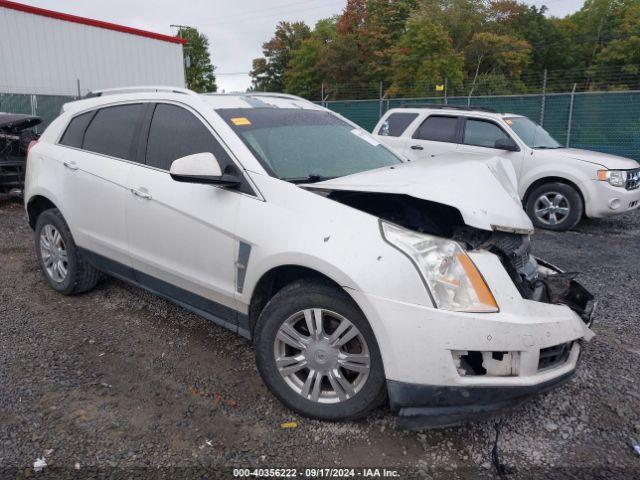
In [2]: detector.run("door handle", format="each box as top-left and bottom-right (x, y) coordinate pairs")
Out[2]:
(130, 188), (152, 200)
(63, 160), (78, 170)
(410, 145), (424, 150)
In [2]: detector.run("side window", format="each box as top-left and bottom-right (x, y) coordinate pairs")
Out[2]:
(378, 113), (418, 137)
(413, 115), (458, 143)
(59, 111), (94, 148)
(82, 104), (144, 160)
(145, 104), (232, 171)
(463, 119), (510, 148)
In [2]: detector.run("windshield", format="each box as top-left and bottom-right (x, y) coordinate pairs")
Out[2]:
(217, 108), (401, 181)
(505, 116), (562, 149)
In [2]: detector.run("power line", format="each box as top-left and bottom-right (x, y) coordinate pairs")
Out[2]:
(208, 0), (345, 26)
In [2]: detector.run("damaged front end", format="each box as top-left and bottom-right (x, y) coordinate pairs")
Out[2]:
(324, 190), (595, 324)
(452, 228), (596, 326)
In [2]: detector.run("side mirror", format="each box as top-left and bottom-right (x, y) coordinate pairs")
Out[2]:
(169, 152), (241, 187)
(494, 138), (520, 152)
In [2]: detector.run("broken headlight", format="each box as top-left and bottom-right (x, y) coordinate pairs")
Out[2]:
(381, 221), (498, 313)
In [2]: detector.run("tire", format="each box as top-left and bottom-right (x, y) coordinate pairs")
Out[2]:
(34, 208), (100, 295)
(254, 279), (387, 421)
(525, 182), (583, 231)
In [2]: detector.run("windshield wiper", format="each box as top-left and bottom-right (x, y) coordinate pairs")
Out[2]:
(282, 174), (337, 184)
(533, 146), (563, 149)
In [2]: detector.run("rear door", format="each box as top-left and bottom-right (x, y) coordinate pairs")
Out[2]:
(58, 103), (145, 270)
(405, 114), (461, 160)
(457, 117), (525, 176)
(374, 112), (419, 155)
(125, 102), (243, 330)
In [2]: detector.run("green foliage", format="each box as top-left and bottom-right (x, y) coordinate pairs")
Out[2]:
(176, 27), (217, 93)
(252, 0), (640, 98)
(388, 18), (464, 96)
(250, 21), (311, 91)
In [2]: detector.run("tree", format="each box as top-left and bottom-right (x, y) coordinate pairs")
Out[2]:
(414, 0), (488, 51)
(359, 0), (419, 80)
(388, 18), (464, 96)
(284, 19), (337, 97)
(464, 31), (531, 94)
(487, 2), (567, 73)
(591, 2), (640, 81)
(250, 21), (311, 91)
(176, 27), (217, 93)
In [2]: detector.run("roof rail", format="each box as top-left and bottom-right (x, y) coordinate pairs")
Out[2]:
(85, 86), (198, 98)
(398, 104), (497, 113)
(203, 91), (316, 105)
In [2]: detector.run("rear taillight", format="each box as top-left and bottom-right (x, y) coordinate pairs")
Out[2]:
(27, 140), (38, 156)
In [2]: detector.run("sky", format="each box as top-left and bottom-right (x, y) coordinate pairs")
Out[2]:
(22, 0), (585, 92)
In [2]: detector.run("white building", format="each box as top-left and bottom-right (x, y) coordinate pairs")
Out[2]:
(0, 0), (185, 96)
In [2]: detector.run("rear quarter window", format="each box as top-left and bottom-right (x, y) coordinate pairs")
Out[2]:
(378, 113), (418, 137)
(59, 111), (94, 148)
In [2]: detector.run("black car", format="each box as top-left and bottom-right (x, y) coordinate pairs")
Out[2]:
(0, 113), (42, 194)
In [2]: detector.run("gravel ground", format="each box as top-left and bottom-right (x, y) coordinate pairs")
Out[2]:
(1, 194), (639, 479)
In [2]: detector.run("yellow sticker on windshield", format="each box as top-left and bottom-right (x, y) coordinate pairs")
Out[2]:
(231, 117), (251, 126)
(505, 119), (513, 125)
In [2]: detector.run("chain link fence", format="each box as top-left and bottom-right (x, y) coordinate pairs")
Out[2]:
(309, 66), (640, 160)
(0, 93), (76, 133)
(322, 90), (640, 160)
(2, 66), (639, 159)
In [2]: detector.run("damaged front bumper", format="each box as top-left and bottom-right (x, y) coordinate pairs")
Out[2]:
(350, 251), (596, 429)
(388, 368), (577, 429)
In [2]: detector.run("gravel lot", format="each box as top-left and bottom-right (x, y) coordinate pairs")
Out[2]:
(1, 194), (639, 479)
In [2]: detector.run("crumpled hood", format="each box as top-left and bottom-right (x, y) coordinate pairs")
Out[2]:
(538, 148), (640, 169)
(306, 154), (534, 233)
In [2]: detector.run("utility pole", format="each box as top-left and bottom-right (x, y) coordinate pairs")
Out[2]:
(171, 24), (192, 89)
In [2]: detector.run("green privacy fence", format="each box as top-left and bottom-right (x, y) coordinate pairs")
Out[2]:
(0, 93), (75, 133)
(324, 90), (640, 161)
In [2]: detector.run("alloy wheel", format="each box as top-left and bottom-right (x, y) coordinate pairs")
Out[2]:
(39, 224), (68, 283)
(273, 308), (370, 404)
(534, 192), (571, 226)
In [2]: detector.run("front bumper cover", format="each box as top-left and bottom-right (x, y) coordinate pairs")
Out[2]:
(389, 369), (576, 429)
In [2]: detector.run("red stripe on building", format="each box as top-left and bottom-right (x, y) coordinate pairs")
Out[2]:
(0, 0), (187, 44)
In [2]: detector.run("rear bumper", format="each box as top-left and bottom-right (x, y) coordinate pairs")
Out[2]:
(389, 369), (576, 429)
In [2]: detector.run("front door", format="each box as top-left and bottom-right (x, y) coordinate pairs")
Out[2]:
(457, 117), (525, 177)
(125, 103), (243, 330)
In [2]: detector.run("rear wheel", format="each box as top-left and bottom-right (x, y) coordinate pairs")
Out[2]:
(526, 182), (583, 231)
(35, 209), (100, 295)
(254, 280), (386, 421)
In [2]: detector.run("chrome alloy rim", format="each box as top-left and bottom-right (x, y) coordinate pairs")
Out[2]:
(273, 308), (370, 404)
(534, 192), (570, 225)
(39, 224), (68, 283)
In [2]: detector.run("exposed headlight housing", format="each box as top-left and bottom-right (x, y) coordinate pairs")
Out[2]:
(381, 221), (499, 313)
(598, 169), (627, 187)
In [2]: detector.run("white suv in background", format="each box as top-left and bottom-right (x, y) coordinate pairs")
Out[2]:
(373, 106), (640, 231)
(25, 88), (594, 428)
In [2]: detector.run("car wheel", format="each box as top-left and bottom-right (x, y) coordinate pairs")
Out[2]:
(526, 182), (583, 231)
(254, 279), (387, 421)
(35, 208), (100, 295)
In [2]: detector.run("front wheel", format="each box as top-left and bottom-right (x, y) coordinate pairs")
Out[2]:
(254, 280), (387, 421)
(525, 182), (583, 231)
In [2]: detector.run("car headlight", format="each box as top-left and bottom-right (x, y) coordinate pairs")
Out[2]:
(598, 169), (627, 187)
(381, 221), (499, 313)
